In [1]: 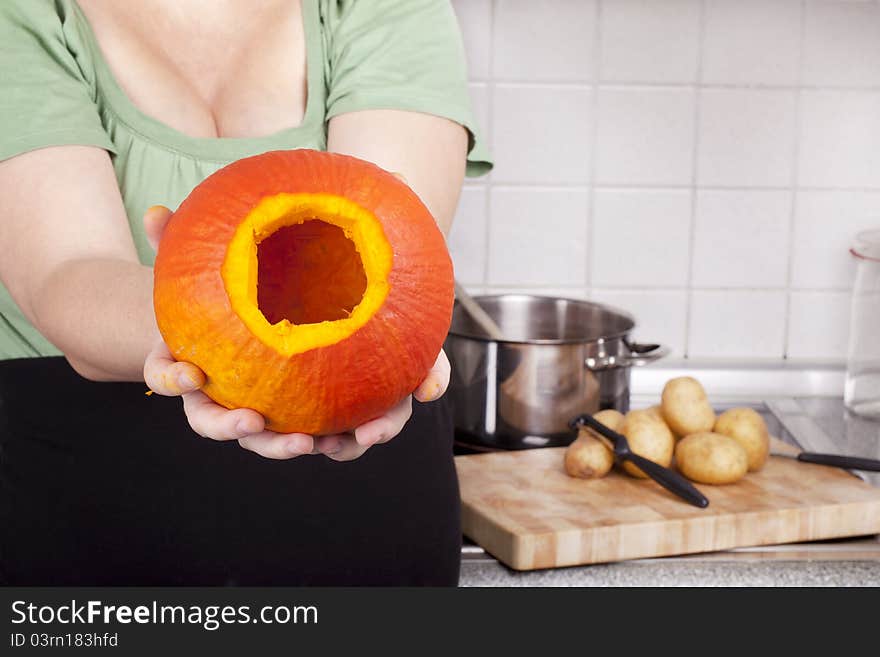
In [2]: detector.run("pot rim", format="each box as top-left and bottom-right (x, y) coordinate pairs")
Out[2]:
(447, 293), (636, 345)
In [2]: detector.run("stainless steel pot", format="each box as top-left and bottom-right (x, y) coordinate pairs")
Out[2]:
(444, 294), (667, 450)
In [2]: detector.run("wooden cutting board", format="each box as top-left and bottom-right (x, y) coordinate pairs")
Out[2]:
(455, 438), (880, 570)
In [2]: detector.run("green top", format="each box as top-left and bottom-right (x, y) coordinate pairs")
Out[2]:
(0, 0), (490, 360)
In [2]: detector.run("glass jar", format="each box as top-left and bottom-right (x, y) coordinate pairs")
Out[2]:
(845, 229), (880, 417)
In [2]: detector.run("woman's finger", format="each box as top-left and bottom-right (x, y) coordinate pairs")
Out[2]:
(238, 431), (314, 460)
(182, 390), (265, 441)
(354, 395), (413, 447)
(143, 205), (173, 252)
(314, 433), (370, 462)
(413, 349), (451, 403)
(144, 340), (205, 395)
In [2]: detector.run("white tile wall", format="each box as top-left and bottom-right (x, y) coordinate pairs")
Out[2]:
(492, 85), (592, 184)
(802, 1), (880, 87)
(787, 291), (852, 360)
(688, 291), (788, 359)
(697, 89), (797, 187)
(590, 289), (689, 357)
(790, 191), (880, 289)
(448, 0), (880, 364)
(701, 0), (802, 86)
(599, 0), (701, 83)
(592, 189), (691, 287)
(596, 88), (695, 185)
(798, 91), (880, 188)
(448, 186), (488, 285)
(692, 190), (791, 288)
(485, 286), (590, 300)
(493, 0), (596, 81)
(487, 188), (589, 286)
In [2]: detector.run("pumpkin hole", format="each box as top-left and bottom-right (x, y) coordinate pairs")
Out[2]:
(256, 219), (367, 326)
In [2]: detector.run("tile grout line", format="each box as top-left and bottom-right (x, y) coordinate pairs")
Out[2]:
(470, 79), (880, 93)
(782, 0), (809, 361)
(585, 0), (603, 297)
(670, 185), (880, 193)
(484, 283), (855, 293)
(683, 0), (708, 360)
(482, 0), (496, 291)
(470, 182), (880, 192)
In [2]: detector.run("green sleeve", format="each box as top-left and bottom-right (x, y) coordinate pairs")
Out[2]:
(320, 0), (492, 177)
(0, 0), (115, 162)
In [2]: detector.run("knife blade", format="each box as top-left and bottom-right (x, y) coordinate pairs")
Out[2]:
(771, 450), (880, 472)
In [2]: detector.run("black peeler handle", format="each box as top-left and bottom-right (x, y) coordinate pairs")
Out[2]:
(797, 452), (880, 472)
(624, 453), (709, 509)
(572, 414), (709, 509)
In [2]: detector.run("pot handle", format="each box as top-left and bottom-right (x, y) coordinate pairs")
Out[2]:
(585, 341), (669, 372)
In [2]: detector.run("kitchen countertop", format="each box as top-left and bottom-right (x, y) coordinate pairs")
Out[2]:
(459, 537), (880, 587)
(457, 393), (880, 587)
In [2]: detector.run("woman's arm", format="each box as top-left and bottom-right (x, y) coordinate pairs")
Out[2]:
(327, 109), (468, 235)
(0, 145), (159, 381)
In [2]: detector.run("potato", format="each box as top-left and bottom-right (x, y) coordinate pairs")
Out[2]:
(564, 435), (615, 479)
(660, 377), (716, 438)
(592, 409), (625, 433)
(675, 432), (748, 485)
(644, 405), (664, 422)
(714, 407), (770, 472)
(625, 408), (658, 425)
(619, 410), (675, 478)
(564, 409), (622, 478)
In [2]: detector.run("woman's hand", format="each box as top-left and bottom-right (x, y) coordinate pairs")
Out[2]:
(312, 350), (450, 461)
(141, 205), (450, 461)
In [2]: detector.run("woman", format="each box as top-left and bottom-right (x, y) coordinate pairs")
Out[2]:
(0, 0), (490, 585)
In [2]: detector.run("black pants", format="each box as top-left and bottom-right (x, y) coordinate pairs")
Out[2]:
(0, 357), (461, 585)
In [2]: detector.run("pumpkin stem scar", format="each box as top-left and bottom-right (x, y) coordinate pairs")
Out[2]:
(221, 193), (392, 357)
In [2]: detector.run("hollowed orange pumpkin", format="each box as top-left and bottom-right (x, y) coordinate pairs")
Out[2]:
(153, 149), (454, 435)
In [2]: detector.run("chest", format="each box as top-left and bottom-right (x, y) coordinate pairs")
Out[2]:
(76, 0), (309, 139)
